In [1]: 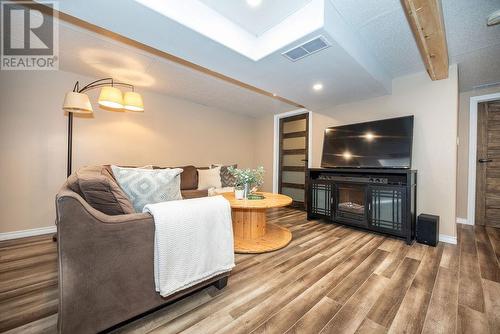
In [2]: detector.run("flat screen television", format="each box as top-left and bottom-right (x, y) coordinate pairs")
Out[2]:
(321, 116), (414, 169)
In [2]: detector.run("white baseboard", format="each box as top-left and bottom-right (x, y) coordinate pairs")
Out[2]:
(456, 217), (473, 225)
(439, 234), (457, 245)
(0, 226), (56, 241)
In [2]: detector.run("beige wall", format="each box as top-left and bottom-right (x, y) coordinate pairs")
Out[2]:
(256, 66), (459, 238)
(456, 86), (500, 220)
(0, 66), (463, 238)
(0, 70), (257, 234)
(254, 115), (275, 192)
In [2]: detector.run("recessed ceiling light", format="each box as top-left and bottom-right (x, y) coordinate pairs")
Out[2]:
(313, 83), (323, 91)
(246, 0), (262, 8)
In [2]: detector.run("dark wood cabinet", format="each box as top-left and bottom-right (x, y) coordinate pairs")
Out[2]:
(307, 168), (417, 244)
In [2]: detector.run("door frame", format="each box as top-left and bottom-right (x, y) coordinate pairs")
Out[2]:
(467, 92), (500, 225)
(273, 109), (312, 193)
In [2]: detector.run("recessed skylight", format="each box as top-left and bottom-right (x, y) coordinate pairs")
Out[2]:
(246, 0), (262, 8)
(134, 0), (324, 61)
(313, 83), (323, 91)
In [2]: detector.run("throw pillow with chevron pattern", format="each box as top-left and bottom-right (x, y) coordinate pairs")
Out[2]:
(211, 164), (237, 187)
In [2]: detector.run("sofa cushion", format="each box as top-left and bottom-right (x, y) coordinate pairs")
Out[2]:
(66, 171), (82, 195)
(153, 165), (198, 190)
(177, 165), (198, 190)
(208, 187), (235, 196)
(197, 167), (222, 190)
(111, 166), (183, 212)
(76, 166), (136, 215)
(181, 189), (209, 199)
(211, 164), (237, 187)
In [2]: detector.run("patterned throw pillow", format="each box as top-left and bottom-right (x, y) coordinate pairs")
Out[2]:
(211, 164), (237, 187)
(111, 166), (183, 212)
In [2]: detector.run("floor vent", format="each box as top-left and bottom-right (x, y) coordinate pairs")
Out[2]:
(282, 36), (331, 61)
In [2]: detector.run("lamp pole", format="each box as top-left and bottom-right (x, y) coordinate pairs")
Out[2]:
(65, 78), (135, 177)
(67, 112), (73, 177)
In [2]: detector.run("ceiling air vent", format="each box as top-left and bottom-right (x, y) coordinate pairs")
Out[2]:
(282, 36), (331, 62)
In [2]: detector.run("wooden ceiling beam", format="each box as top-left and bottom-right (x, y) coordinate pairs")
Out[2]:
(401, 0), (449, 80)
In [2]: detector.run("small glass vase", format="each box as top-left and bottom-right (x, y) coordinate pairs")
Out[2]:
(243, 183), (251, 198)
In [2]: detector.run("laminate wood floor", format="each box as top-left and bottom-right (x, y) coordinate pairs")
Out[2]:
(1, 208), (499, 333)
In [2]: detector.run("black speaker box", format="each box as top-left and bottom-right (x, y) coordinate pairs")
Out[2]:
(416, 214), (439, 246)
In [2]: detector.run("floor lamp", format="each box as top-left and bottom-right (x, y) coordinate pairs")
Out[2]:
(62, 78), (144, 177)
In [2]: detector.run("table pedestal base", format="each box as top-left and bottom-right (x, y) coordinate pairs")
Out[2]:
(231, 208), (292, 254)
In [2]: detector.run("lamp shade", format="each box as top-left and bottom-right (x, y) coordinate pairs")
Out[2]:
(123, 91), (144, 111)
(62, 92), (93, 113)
(98, 86), (123, 109)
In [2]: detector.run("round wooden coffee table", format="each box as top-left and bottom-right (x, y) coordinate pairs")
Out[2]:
(222, 192), (293, 254)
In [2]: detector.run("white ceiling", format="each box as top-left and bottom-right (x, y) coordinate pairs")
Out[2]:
(199, 0), (313, 36)
(132, 0), (326, 61)
(442, 0), (500, 91)
(331, 0), (500, 91)
(55, 0), (393, 111)
(44, 0), (500, 115)
(331, 0), (424, 77)
(57, 22), (294, 117)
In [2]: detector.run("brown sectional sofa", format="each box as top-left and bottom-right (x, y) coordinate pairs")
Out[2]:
(55, 165), (231, 333)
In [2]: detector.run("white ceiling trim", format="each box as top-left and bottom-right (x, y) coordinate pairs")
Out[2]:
(134, 0), (324, 61)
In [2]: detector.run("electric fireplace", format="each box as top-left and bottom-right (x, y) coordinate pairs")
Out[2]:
(307, 168), (416, 244)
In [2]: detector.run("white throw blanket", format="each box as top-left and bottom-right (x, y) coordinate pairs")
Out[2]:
(143, 195), (235, 297)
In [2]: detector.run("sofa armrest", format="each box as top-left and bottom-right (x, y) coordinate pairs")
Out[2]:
(55, 191), (164, 333)
(56, 189), (152, 224)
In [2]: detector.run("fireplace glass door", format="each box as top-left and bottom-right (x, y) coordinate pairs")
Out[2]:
(334, 183), (367, 226)
(368, 186), (406, 236)
(309, 180), (333, 219)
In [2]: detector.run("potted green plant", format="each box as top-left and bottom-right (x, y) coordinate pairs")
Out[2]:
(228, 166), (265, 199)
